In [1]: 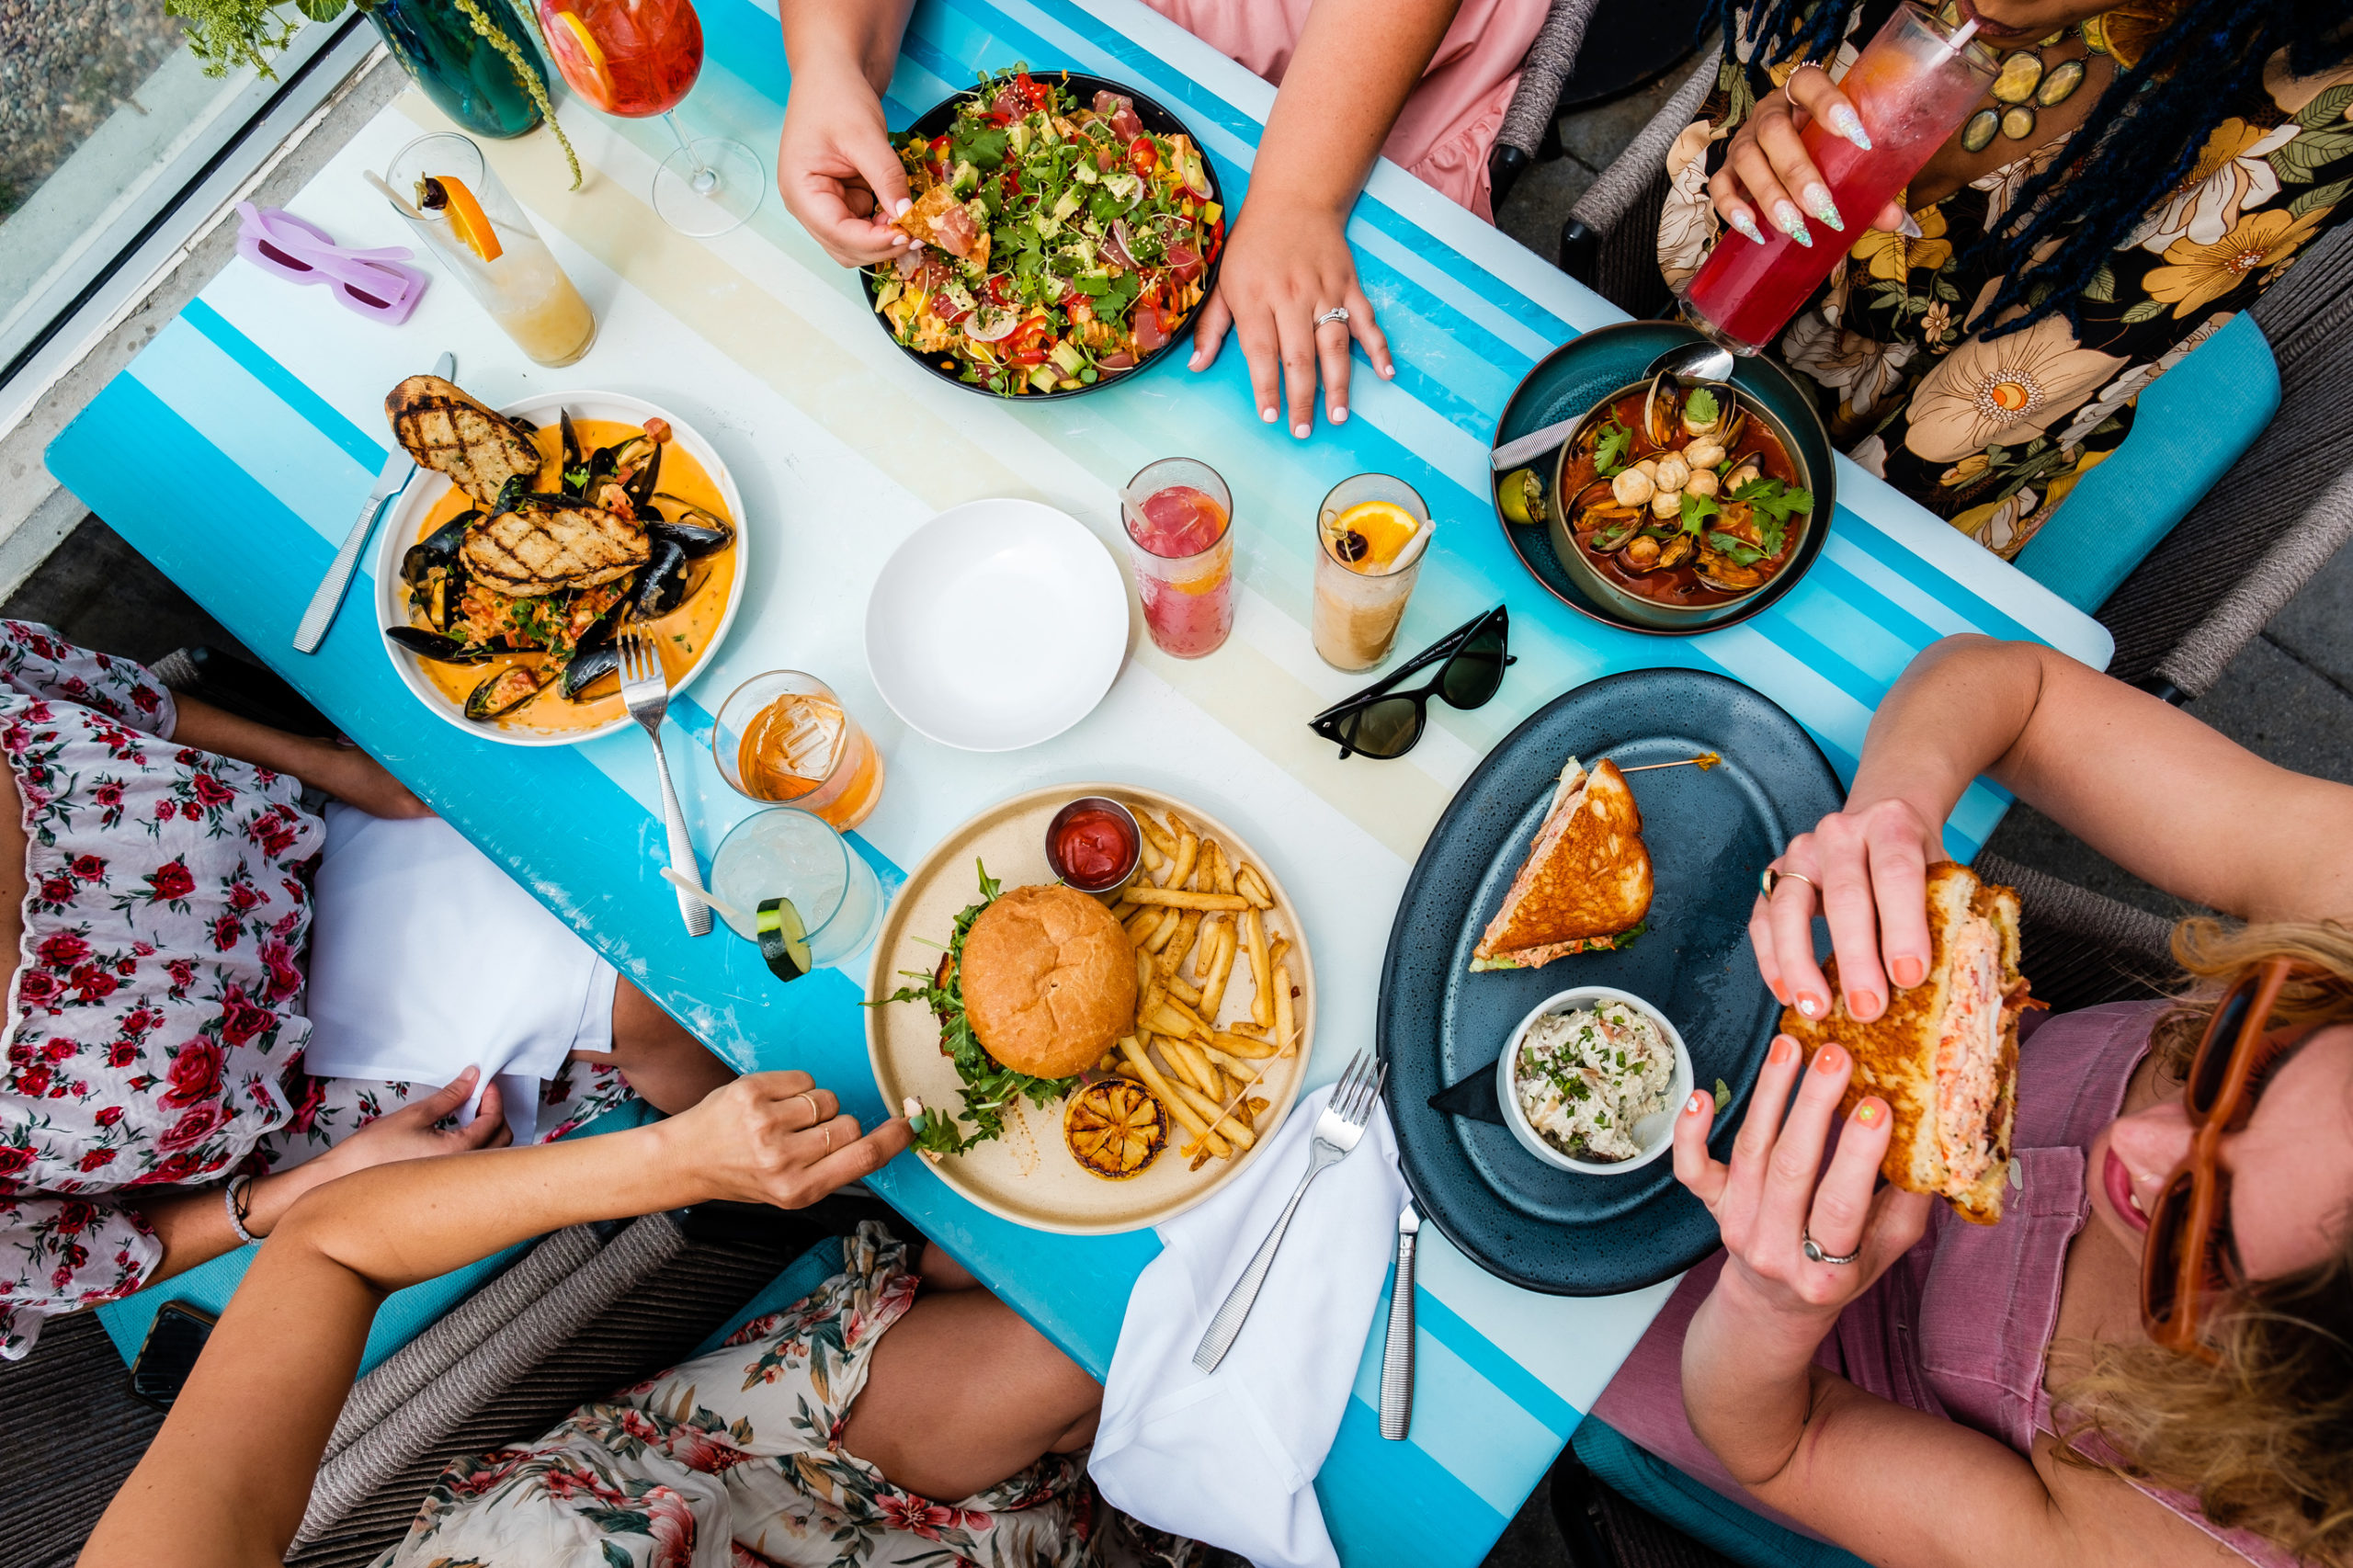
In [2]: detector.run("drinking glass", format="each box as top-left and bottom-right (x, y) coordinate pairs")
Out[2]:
(710, 808), (883, 966)
(383, 132), (597, 366)
(533, 0), (764, 237)
(1313, 473), (1433, 671)
(711, 671), (886, 831)
(1680, 2), (1997, 354)
(1122, 458), (1234, 659)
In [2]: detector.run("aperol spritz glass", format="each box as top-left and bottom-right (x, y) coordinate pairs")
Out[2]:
(533, 0), (764, 237)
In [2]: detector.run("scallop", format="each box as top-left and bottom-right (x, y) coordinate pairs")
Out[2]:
(2037, 57), (2086, 107)
(1611, 469), (1655, 506)
(1990, 51), (2043, 104)
(1654, 453), (1692, 491)
(1686, 468), (1721, 499)
(1684, 438), (1727, 471)
(1650, 489), (1683, 519)
(1961, 108), (2000, 153)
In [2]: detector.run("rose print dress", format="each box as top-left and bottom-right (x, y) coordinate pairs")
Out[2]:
(0, 623), (628, 1359)
(377, 1224), (1188, 1568)
(1656, 4), (2353, 556)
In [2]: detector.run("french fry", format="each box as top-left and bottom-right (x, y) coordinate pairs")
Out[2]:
(1120, 1035), (1228, 1156)
(1161, 1034), (1222, 1098)
(1274, 961), (1298, 1057)
(1235, 865), (1275, 910)
(1210, 841), (1236, 896)
(1203, 1043), (1256, 1077)
(1200, 1058), (1271, 1142)
(1267, 937), (1291, 981)
(1141, 906), (1183, 953)
(1163, 971), (1203, 1007)
(1226, 1019), (1268, 1040)
(1148, 1002), (1209, 1042)
(1195, 838), (1221, 891)
(1116, 1062), (1144, 1082)
(1110, 898), (1140, 923)
(1245, 907), (1273, 1028)
(1168, 830), (1199, 892)
(1163, 1071), (1256, 1150)
(1124, 907), (1161, 945)
(1125, 887), (1250, 912)
(1211, 1028), (1278, 1058)
(1198, 921), (1238, 1021)
(1156, 909), (1203, 979)
(1246, 1096), (1269, 1117)
(1132, 948), (1153, 999)
(1137, 813), (1176, 857)
(1097, 1050), (1120, 1073)
(1160, 993), (1217, 1039)
(1189, 915), (1222, 981)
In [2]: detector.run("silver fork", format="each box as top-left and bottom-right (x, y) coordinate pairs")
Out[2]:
(617, 627), (712, 937)
(1194, 1051), (1388, 1372)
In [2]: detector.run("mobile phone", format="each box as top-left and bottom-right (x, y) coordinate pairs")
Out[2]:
(129, 1301), (217, 1411)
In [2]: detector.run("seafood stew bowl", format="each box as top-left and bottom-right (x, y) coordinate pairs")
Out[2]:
(372, 391), (749, 747)
(1490, 322), (1835, 636)
(858, 72), (1226, 400)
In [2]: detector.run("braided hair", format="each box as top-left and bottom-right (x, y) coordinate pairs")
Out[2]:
(1711, 0), (2353, 338)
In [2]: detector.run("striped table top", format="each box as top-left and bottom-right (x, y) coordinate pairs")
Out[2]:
(45, 1), (2109, 1561)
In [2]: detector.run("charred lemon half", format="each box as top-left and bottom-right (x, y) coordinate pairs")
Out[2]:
(1063, 1079), (1168, 1180)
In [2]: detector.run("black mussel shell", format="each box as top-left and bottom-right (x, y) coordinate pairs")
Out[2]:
(387, 626), (494, 664)
(624, 438), (664, 514)
(505, 413), (539, 436)
(463, 664), (553, 720)
(560, 410), (583, 478)
(491, 473), (535, 516)
(649, 494), (734, 555)
(561, 624), (622, 700)
(401, 509), (477, 587)
(632, 539), (693, 619)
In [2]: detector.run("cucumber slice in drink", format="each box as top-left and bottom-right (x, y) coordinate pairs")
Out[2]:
(756, 896), (813, 982)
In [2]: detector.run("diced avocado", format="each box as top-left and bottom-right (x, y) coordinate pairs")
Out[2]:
(1051, 188), (1083, 223)
(1074, 158), (1099, 186)
(949, 158), (979, 195)
(1007, 119), (1030, 156)
(1027, 364), (1058, 393)
(1049, 338), (1085, 378)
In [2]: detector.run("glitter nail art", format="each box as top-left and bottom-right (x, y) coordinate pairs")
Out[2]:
(1729, 209), (1768, 245)
(1827, 104), (1872, 151)
(1803, 184), (1845, 233)
(1772, 202), (1813, 247)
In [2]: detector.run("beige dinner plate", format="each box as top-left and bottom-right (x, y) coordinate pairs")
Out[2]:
(867, 783), (1316, 1234)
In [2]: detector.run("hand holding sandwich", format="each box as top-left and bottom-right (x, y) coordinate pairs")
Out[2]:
(1672, 1036), (1932, 1484)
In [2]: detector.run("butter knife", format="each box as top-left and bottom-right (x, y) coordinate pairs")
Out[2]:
(1380, 1199), (1418, 1440)
(294, 349), (453, 653)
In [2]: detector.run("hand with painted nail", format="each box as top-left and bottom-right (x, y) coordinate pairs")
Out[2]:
(1707, 65), (1905, 252)
(1674, 1037), (1932, 1321)
(776, 51), (915, 267)
(1188, 203), (1392, 439)
(1750, 796), (1943, 1026)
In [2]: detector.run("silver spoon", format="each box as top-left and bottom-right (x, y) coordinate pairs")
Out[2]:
(1490, 340), (1738, 473)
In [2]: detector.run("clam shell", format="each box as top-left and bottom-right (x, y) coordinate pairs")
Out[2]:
(2037, 57), (2086, 107)
(1991, 51), (2043, 104)
(1961, 108), (2000, 153)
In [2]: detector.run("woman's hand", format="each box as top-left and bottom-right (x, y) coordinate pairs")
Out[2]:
(1676, 1036), (1930, 1325)
(307, 737), (431, 819)
(779, 68), (913, 267)
(660, 1070), (912, 1209)
(1710, 66), (1901, 249)
(247, 1069), (511, 1236)
(1752, 797), (1942, 1025)
(1189, 203), (1392, 438)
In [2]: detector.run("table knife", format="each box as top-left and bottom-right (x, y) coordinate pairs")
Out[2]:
(1381, 1199), (1419, 1440)
(294, 349), (453, 653)
(1490, 415), (1578, 473)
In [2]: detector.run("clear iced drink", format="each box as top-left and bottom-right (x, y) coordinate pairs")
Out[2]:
(710, 807), (882, 965)
(1680, 3), (1996, 355)
(384, 131), (597, 367)
(1313, 473), (1433, 671)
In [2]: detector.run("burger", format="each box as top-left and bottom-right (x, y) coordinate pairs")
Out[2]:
(879, 865), (1137, 1155)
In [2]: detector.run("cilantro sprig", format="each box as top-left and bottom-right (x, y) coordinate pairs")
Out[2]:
(871, 860), (1079, 1155)
(1592, 415), (1633, 477)
(1728, 477), (1811, 557)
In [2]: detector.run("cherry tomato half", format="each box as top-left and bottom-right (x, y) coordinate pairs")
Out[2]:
(1128, 136), (1159, 177)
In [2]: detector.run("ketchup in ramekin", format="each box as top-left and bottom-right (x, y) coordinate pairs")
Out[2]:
(1046, 796), (1142, 896)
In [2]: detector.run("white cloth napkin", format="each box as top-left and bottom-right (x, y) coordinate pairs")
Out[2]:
(301, 805), (619, 1144)
(1092, 1082), (1406, 1568)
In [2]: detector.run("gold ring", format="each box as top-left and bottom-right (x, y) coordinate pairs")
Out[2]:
(1760, 867), (1819, 899)
(820, 1125), (833, 1153)
(794, 1091), (823, 1123)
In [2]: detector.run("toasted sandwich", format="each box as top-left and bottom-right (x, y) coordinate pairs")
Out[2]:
(1779, 861), (2031, 1225)
(1471, 756), (1654, 971)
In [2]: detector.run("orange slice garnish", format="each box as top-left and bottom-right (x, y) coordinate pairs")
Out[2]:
(436, 175), (503, 264)
(548, 9), (619, 106)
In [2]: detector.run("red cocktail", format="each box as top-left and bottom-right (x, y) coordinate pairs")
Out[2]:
(1123, 460), (1235, 659)
(1681, 3), (1996, 355)
(536, 0), (703, 117)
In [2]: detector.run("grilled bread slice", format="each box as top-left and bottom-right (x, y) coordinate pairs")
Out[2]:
(387, 375), (543, 507)
(460, 497), (650, 597)
(1471, 756), (1654, 971)
(1779, 861), (2029, 1225)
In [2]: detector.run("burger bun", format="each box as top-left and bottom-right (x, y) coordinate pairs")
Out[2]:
(961, 883), (1138, 1078)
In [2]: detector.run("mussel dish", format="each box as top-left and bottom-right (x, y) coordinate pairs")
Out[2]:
(385, 397), (738, 731)
(1555, 373), (1813, 608)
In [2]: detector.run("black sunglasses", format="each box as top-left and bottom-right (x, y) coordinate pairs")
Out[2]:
(1308, 605), (1516, 759)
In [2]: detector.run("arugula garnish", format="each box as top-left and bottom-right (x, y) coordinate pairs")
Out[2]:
(871, 860), (1079, 1156)
(1592, 415), (1632, 477)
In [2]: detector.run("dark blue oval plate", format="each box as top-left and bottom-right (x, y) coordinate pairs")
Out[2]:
(1377, 668), (1845, 1294)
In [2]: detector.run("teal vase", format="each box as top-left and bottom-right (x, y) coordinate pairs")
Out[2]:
(365, 0), (548, 140)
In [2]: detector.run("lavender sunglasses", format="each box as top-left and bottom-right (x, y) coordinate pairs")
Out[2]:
(235, 203), (427, 324)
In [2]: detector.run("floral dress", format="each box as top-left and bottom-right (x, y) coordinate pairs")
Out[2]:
(0, 623), (631, 1359)
(1656, 4), (2353, 555)
(377, 1224), (1188, 1568)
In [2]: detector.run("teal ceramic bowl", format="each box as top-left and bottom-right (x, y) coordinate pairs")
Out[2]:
(1491, 322), (1836, 636)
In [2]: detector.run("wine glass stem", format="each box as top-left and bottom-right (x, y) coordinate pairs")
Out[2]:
(664, 112), (719, 195)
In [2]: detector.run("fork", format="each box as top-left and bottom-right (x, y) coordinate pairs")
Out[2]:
(617, 627), (712, 937)
(1193, 1051), (1388, 1372)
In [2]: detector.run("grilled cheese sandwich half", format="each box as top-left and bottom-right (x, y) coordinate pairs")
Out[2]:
(1471, 756), (1654, 971)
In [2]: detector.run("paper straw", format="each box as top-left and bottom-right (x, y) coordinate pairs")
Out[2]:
(660, 867), (748, 926)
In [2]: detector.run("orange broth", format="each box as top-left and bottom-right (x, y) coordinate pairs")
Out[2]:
(405, 418), (738, 735)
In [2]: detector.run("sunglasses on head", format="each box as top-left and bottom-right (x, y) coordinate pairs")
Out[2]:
(2141, 956), (2320, 1360)
(1307, 605), (1515, 760)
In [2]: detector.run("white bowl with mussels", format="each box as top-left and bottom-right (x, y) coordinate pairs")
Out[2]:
(1495, 985), (1693, 1176)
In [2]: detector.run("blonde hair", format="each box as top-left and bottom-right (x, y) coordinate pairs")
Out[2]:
(2052, 918), (2353, 1562)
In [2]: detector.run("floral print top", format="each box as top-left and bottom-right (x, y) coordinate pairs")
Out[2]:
(375, 1224), (1186, 1568)
(1656, 5), (2353, 556)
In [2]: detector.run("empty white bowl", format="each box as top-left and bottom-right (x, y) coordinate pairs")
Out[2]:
(1495, 985), (1694, 1176)
(864, 498), (1129, 752)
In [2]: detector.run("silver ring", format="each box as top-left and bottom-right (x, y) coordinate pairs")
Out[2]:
(794, 1092), (823, 1124)
(1802, 1225), (1860, 1266)
(1314, 306), (1350, 328)
(1759, 867), (1818, 899)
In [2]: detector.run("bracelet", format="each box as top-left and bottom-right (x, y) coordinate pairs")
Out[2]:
(223, 1173), (259, 1245)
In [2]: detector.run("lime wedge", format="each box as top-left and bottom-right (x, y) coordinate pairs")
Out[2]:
(756, 896), (813, 982)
